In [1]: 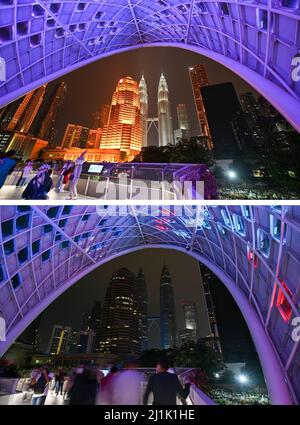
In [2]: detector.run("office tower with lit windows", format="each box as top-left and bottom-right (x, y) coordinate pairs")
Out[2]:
(158, 73), (174, 146)
(34, 82), (67, 146)
(160, 264), (177, 349)
(189, 64), (213, 149)
(92, 104), (110, 129)
(199, 265), (222, 353)
(135, 268), (148, 351)
(61, 124), (90, 148)
(100, 77), (142, 155)
(174, 103), (190, 142)
(201, 82), (253, 158)
(139, 75), (148, 147)
(48, 325), (72, 355)
(17, 314), (42, 352)
(99, 268), (140, 357)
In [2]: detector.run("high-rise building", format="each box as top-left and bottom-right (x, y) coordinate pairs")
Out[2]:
(99, 268), (140, 357)
(84, 301), (103, 352)
(34, 82), (67, 146)
(174, 104), (190, 142)
(199, 265), (222, 353)
(189, 64), (213, 149)
(158, 73), (174, 146)
(160, 264), (177, 349)
(48, 325), (72, 355)
(179, 302), (198, 345)
(2, 86), (47, 134)
(100, 77), (142, 155)
(76, 329), (96, 353)
(86, 128), (102, 149)
(61, 124), (90, 148)
(135, 268), (148, 351)
(239, 92), (264, 144)
(139, 75), (148, 147)
(92, 104), (110, 129)
(200, 82), (253, 158)
(16, 314), (42, 352)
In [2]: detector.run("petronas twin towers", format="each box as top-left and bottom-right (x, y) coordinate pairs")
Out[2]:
(138, 74), (174, 148)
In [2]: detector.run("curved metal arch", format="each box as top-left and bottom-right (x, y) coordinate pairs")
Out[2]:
(0, 243), (293, 405)
(0, 205), (299, 404)
(0, 1), (300, 130)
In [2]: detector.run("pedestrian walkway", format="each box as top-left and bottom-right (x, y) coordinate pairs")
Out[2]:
(0, 186), (93, 200)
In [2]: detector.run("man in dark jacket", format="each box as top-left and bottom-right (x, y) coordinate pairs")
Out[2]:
(143, 358), (190, 405)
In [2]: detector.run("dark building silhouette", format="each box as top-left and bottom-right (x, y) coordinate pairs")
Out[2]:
(160, 264), (177, 349)
(31, 82), (67, 146)
(81, 301), (102, 352)
(199, 265), (222, 353)
(99, 268), (140, 357)
(16, 314), (42, 352)
(135, 268), (148, 351)
(200, 82), (253, 158)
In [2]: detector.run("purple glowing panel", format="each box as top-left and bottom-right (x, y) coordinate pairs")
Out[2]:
(0, 205), (299, 404)
(0, 1), (300, 130)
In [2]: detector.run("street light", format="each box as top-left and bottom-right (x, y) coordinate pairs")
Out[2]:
(237, 374), (248, 384)
(215, 373), (220, 379)
(227, 170), (237, 180)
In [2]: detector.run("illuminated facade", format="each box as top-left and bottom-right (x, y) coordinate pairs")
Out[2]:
(160, 264), (177, 349)
(99, 268), (141, 357)
(48, 325), (72, 356)
(189, 65), (213, 150)
(174, 103), (190, 142)
(100, 77), (142, 156)
(61, 124), (90, 149)
(158, 73), (174, 146)
(0, 1), (299, 133)
(0, 206), (299, 403)
(139, 75), (148, 147)
(43, 147), (125, 163)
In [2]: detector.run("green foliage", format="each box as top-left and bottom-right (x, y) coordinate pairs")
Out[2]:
(133, 137), (214, 165)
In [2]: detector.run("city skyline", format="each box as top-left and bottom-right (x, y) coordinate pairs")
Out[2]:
(48, 48), (256, 146)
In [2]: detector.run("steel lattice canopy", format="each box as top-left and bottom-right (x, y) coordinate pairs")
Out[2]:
(0, 1), (300, 130)
(0, 205), (299, 404)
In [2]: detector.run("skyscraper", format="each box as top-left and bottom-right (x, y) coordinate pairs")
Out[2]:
(92, 104), (110, 129)
(100, 77), (142, 156)
(139, 75), (148, 147)
(61, 123), (90, 148)
(158, 73), (174, 146)
(199, 264), (222, 353)
(35, 82), (66, 145)
(174, 104), (190, 142)
(99, 268), (140, 357)
(48, 325), (72, 355)
(135, 268), (148, 351)
(179, 302), (198, 345)
(160, 264), (177, 349)
(200, 82), (253, 158)
(17, 314), (42, 352)
(189, 64), (213, 149)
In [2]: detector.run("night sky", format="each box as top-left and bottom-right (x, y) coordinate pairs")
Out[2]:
(38, 248), (254, 360)
(50, 47), (256, 145)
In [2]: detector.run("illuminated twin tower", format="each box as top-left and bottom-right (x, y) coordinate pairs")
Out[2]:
(138, 73), (174, 148)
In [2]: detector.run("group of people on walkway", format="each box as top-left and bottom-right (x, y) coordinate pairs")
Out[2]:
(0, 150), (87, 200)
(29, 358), (190, 406)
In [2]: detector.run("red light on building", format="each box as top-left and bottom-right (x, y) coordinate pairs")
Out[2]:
(276, 280), (293, 322)
(247, 247), (258, 268)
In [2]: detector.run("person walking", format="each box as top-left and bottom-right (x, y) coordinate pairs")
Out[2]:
(55, 370), (65, 396)
(143, 358), (190, 405)
(0, 150), (16, 189)
(68, 366), (98, 405)
(16, 160), (33, 186)
(55, 161), (73, 193)
(30, 366), (54, 405)
(22, 166), (53, 200)
(67, 151), (86, 200)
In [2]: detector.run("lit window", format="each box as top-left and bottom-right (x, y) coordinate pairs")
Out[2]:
(233, 214), (246, 236)
(217, 223), (226, 235)
(270, 215), (286, 242)
(276, 280), (293, 322)
(257, 229), (271, 257)
(221, 209), (231, 227)
(247, 246), (258, 268)
(241, 206), (252, 220)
